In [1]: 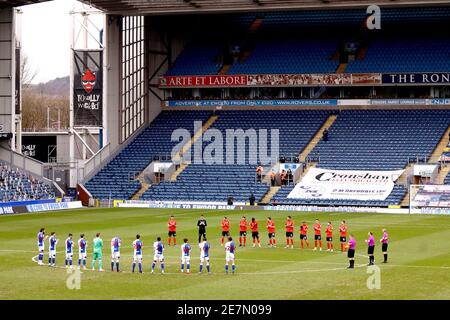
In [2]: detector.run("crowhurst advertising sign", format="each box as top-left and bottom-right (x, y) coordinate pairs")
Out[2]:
(73, 50), (103, 127)
(288, 168), (404, 201)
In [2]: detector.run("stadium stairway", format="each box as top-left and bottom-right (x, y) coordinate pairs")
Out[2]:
(172, 114), (219, 164)
(335, 63), (348, 73)
(398, 164), (414, 207)
(437, 165), (450, 185)
(428, 125), (450, 163)
(260, 186), (281, 204)
(299, 114), (337, 162)
(236, 17), (264, 64)
(170, 163), (188, 181)
(131, 174), (151, 200)
(218, 64), (231, 75)
(168, 114), (219, 182)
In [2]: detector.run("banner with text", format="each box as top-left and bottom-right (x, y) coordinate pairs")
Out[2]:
(160, 72), (450, 88)
(73, 50), (103, 127)
(288, 168), (404, 201)
(160, 73), (381, 88)
(382, 73), (450, 85)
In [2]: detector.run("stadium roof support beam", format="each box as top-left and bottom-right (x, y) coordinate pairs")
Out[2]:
(83, 0), (450, 15)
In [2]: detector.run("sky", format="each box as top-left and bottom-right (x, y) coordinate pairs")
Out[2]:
(20, 0), (104, 84)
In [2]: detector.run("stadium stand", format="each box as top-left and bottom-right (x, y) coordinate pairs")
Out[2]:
(227, 38), (339, 74)
(270, 110), (450, 206)
(165, 42), (222, 76)
(84, 111), (212, 200)
(85, 7), (450, 206)
(345, 37), (450, 73)
(0, 162), (55, 202)
(141, 110), (330, 203)
(309, 110), (450, 170)
(163, 7), (450, 77)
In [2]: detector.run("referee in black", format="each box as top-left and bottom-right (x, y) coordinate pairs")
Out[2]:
(197, 214), (207, 243)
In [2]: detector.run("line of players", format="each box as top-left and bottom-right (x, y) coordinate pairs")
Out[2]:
(35, 215), (389, 273)
(36, 227), (233, 274)
(209, 215), (389, 267)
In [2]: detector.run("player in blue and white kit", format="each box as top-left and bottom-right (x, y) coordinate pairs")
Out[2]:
(132, 234), (143, 273)
(78, 234), (88, 269)
(224, 237), (236, 274)
(110, 236), (121, 272)
(48, 232), (58, 267)
(199, 239), (211, 274)
(181, 238), (191, 273)
(37, 228), (47, 265)
(65, 234), (74, 268)
(151, 237), (165, 274)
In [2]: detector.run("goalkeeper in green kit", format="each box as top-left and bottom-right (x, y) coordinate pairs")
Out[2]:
(92, 233), (104, 271)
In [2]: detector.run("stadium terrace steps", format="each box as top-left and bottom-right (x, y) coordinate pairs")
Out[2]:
(335, 63), (348, 73)
(299, 114), (337, 162)
(399, 189), (411, 207)
(299, 162), (317, 180)
(428, 125), (450, 163)
(170, 162), (188, 181)
(172, 114), (219, 163)
(397, 163), (414, 185)
(248, 17), (264, 33)
(218, 65), (231, 75)
(438, 165), (450, 185)
(260, 186), (281, 204)
(131, 174), (151, 201)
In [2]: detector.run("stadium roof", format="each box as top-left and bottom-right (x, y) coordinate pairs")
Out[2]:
(83, 0), (450, 15)
(0, 0), (49, 8)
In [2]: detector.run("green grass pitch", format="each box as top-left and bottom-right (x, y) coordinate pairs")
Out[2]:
(0, 207), (449, 300)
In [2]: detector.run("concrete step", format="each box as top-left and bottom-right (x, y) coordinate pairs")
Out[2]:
(437, 165), (450, 184)
(429, 125), (450, 163)
(335, 63), (348, 73)
(170, 162), (188, 181)
(260, 186), (281, 204)
(299, 114), (337, 162)
(131, 174), (151, 200)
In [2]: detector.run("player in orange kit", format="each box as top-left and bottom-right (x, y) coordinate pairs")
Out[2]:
(266, 217), (276, 247)
(313, 219), (323, 251)
(299, 221), (309, 249)
(239, 216), (248, 247)
(325, 222), (334, 252)
(250, 218), (261, 248)
(167, 215), (177, 246)
(339, 220), (348, 252)
(285, 216), (294, 249)
(221, 217), (231, 246)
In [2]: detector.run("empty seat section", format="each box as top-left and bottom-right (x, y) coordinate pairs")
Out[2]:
(142, 110), (331, 202)
(310, 110), (450, 170)
(84, 111), (212, 200)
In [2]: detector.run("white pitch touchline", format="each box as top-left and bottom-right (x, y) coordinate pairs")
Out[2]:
(31, 254), (360, 275)
(20, 249), (355, 265)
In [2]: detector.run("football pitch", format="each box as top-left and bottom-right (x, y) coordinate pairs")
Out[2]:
(0, 207), (449, 300)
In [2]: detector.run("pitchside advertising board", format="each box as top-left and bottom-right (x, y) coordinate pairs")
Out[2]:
(73, 50), (103, 127)
(288, 168), (404, 201)
(411, 185), (450, 208)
